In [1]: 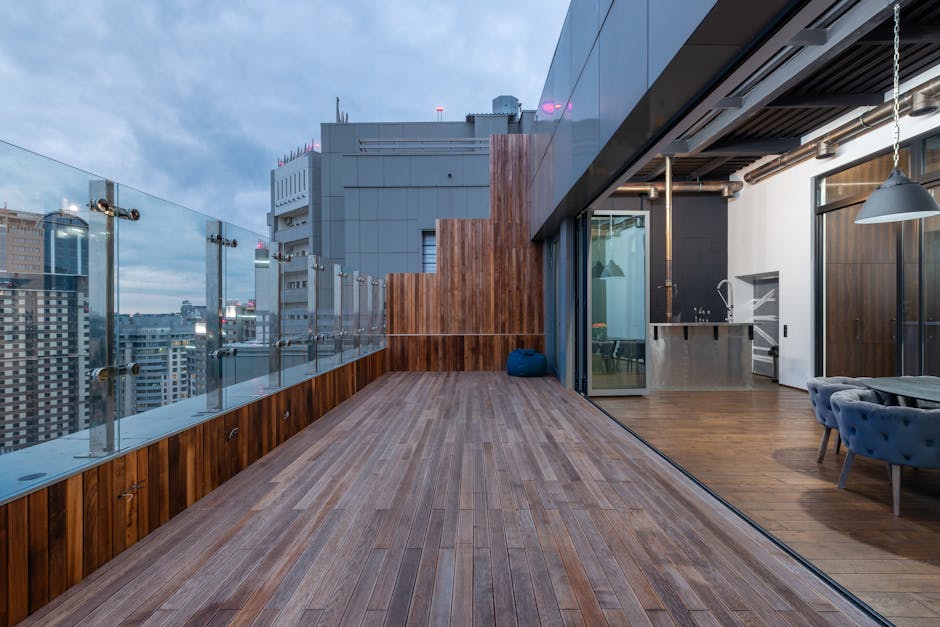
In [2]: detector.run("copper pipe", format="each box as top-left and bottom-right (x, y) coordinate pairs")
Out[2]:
(743, 76), (940, 184)
(613, 180), (743, 196)
(665, 156), (674, 323)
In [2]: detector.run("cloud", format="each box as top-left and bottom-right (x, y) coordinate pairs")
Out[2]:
(0, 0), (568, 311)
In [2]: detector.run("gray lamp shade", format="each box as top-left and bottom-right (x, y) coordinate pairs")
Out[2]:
(855, 168), (940, 224)
(600, 259), (625, 279)
(591, 260), (604, 278)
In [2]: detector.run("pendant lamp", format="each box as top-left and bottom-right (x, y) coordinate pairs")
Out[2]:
(856, 4), (940, 224)
(599, 215), (625, 279)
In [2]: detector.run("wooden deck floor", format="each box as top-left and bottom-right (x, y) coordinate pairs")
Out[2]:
(597, 386), (940, 626)
(26, 373), (873, 626)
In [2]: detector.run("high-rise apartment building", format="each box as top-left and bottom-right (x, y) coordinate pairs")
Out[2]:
(117, 313), (194, 415)
(0, 208), (89, 453)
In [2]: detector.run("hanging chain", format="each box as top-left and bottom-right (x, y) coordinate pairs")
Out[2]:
(892, 2), (901, 169)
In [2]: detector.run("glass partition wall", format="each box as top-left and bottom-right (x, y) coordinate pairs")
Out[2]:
(817, 136), (940, 377)
(0, 140), (387, 503)
(588, 211), (648, 395)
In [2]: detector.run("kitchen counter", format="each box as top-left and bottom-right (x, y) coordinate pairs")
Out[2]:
(648, 322), (755, 390)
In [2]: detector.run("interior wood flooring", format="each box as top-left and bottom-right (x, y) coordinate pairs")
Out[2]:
(597, 385), (940, 627)
(26, 373), (873, 626)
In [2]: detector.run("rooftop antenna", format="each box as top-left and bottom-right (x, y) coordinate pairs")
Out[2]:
(336, 97), (350, 124)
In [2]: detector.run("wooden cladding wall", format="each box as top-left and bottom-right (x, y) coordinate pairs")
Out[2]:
(0, 350), (386, 626)
(387, 134), (543, 370)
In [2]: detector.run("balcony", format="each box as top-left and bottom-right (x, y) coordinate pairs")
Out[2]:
(0, 136), (908, 626)
(0, 138), (388, 625)
(20, 372), (870, 626)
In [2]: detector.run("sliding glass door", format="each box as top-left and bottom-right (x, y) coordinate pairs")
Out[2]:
(588, 211), (649, 395)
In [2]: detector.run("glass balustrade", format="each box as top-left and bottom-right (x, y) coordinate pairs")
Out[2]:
(0, 140), (387, 503)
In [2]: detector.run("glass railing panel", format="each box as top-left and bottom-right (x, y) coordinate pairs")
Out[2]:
(362, 274), (374, 353)
(341, 266), (356, 361)
(113, 185), (207, 421)
(280, 250), (316, 388)
(317, 259), (337, 370)
(378, 279), (387, 348)
(0, 141), (117, 496)
(0, 140), (386, 505)
(220, 222), (278, 405)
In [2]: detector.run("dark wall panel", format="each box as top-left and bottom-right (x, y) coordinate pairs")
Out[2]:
(595, 194), (729, 323)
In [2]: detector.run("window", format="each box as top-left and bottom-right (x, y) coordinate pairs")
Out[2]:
(422, 230), (437, 273)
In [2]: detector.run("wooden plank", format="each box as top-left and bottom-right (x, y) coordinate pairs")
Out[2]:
(95, 461), (114, 570)
(47, 480), (68, 600)
(123, 451), (139, 550)
(27, 489), (49, 613)
(7, 497), (29, 624)
(81, 466), (99, 576)
(0, 503), (6, 627)
(65, 474), (83, 588)
(167, 434), (184, 519)
(111, 455), (127, 557)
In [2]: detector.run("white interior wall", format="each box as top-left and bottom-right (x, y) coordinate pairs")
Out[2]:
(728, 70), (940, 390)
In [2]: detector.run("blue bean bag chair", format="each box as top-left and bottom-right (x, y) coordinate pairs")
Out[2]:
(507, 349), (547, 377)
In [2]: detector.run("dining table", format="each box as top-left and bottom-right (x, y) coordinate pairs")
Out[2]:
(863, 376), (940, 405)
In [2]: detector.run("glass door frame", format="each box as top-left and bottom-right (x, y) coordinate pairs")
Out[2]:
(587, 209), (650, 397)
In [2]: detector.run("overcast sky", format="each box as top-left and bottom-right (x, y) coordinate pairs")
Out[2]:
(0, 1), (568, 236)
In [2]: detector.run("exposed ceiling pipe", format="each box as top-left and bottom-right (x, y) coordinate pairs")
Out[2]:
(612, 180), (744, 196)
(664, 156), (674, 323)
(743, 75), (940, 184)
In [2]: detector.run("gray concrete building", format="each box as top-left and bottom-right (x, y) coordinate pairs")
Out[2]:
(117, 313), (194, 415)
(320, 97), (532, 277)
(268, 97), (532, 281)
(267, 147), (320, 337)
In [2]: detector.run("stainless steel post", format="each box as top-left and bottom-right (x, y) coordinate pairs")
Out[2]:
(86, 179), (116, 455)
(206, 220), (223, 412)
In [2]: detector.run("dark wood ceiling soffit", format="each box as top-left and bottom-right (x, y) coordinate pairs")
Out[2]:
(624, 0), (940, 185)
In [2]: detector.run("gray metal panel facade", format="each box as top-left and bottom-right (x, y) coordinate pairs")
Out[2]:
(529, 0), (731, 239)
(320, 119), (496, 278)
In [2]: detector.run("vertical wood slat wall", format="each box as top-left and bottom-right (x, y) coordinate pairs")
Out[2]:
(386, 134), (544, 370)
(0, 349), (386, 626)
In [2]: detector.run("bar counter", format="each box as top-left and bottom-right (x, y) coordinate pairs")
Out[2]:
(648, 322), (755, 390)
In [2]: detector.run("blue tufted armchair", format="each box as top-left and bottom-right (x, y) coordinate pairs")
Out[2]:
(830, 388), (940, 516)
(806, 377), (868, 463)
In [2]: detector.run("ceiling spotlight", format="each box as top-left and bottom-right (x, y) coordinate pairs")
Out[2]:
(816, 140), (837, 159)
(648, 186), (659, 200)
(911, 91), (939, 117)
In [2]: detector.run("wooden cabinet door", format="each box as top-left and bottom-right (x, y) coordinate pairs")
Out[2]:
(825, 205), (898, 377)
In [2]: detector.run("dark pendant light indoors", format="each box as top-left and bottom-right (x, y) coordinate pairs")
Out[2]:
(591, 260), (604, 278)
(856, 3), (940, 224)
(600, 260), (625, 279)
(599, 215), (626, 279)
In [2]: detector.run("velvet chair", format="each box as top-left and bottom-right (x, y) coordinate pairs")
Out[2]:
(830, 388), (940, 516)
(806, 377), (867, 463)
